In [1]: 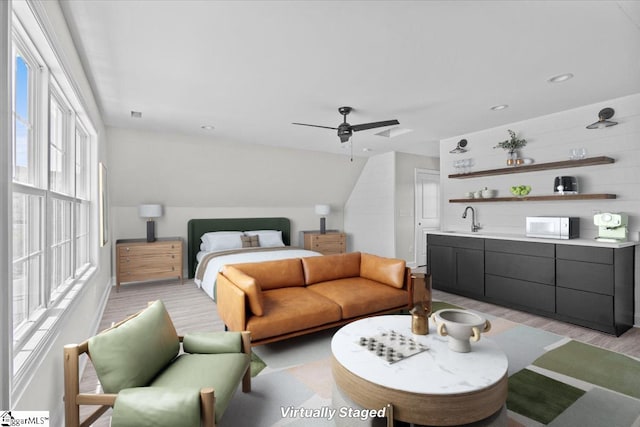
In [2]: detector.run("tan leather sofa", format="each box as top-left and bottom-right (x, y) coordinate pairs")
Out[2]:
(216, 252), (413, 345)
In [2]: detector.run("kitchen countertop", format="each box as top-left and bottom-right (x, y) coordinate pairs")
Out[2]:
(428, 230), (639, 249)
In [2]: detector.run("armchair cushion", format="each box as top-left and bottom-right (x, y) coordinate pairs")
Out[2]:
(182, 331), (242, 354)
(151, 353), (250, 423)
(88, 300), (180, 393)
(111, 387), (200, 427)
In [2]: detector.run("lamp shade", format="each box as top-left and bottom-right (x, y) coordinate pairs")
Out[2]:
(138, 204), (163, 218)
(315, 204), (330, 216)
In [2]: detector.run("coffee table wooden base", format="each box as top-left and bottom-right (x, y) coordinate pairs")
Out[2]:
(332, 356), (508, 426)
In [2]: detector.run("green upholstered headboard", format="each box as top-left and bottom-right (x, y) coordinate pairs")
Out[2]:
(187, 217), (291, 278)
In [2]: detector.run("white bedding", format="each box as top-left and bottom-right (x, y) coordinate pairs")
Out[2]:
(194, 247), (322, 301)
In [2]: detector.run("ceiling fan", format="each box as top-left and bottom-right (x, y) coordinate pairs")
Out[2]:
(292, 106), (399, 143)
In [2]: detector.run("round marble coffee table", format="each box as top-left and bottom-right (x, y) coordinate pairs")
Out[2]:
(331, 315), (508, 426)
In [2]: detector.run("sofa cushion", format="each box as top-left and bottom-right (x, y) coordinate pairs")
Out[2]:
(360, 253), (406, 289)
(111, 387), (201, 427)
(301, 252), (361, 285)
(183, 331), (242, 354)
(247, 287), (342, 341)
(230, 258), (305, 290)
(88, 300), (180, 393)
(151, 353), (250, 424)
(222, 266), (264, 316)
(308, 277), (409, 318)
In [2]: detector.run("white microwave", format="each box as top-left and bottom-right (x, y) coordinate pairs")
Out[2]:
(525, 217), (580, 239)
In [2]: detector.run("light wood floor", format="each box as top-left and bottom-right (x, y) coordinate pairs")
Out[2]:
(78, 278), (640, 425)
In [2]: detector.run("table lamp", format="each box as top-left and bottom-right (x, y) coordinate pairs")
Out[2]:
(315, 204), (330, 234)
(139, 204), (163, 242)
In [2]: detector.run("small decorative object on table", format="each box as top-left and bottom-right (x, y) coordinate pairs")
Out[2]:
(494, 129), (527, 166)
(411, 305), (428, 335)
(357, 330), (428, 364)
(431, 309), (492, 353)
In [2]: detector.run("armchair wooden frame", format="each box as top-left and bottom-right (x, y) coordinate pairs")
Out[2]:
(63, 309), (252, 427)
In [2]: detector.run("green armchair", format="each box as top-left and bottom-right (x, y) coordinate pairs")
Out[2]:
(63, 300), (251, 427)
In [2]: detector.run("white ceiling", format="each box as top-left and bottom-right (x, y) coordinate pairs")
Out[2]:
(59, 0), (640, 158)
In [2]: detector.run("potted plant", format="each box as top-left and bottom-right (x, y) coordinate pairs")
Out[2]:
(494, 129), (527, 165)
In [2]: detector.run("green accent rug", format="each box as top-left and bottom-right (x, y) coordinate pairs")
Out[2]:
(533, 340), (640, 399)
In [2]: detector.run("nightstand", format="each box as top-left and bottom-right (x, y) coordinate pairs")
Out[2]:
(115, 237), (183, 292)
(300, 230), (346, 255)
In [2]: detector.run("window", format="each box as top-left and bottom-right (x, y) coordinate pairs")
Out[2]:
(10, 11), (96, 378)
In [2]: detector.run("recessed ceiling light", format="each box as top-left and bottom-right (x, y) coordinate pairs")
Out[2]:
(130, 110), (142, 118)
(490, 104), (508, 111)
(201, 125), (215, 130)
(548, 73), (574, 83)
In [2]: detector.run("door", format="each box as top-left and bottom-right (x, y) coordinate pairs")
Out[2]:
(415, 169), (440, 266)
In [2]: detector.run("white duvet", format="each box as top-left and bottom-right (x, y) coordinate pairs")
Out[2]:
(194, 248), (322, 301)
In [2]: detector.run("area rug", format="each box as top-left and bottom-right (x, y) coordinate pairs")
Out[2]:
(222, 301), (640, 426)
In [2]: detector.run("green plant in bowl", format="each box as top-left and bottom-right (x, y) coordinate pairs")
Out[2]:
(510, 185), (531, 196)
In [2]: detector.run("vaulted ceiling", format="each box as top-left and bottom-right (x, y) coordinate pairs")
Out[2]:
(60, 0), (640, 158)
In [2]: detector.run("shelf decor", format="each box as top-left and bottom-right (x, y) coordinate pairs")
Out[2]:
(448, 156), (614, 179)
(494, 129), (527, 166)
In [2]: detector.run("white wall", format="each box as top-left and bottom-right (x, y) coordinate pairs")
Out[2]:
(344, 152), (396, 257)
(7, 1), (112, 425)
(107, 127), (366, 262)
(439, 92), (640, 324)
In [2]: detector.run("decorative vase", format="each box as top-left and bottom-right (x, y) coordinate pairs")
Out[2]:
(506, 150), (517, 166)
(431, 309), (492, 353)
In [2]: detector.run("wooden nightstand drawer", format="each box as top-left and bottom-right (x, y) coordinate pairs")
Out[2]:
(301, 231), (346, 255)
(116, 238), (184, 291)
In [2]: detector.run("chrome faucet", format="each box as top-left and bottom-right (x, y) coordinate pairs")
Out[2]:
(462, 206), (481, 232)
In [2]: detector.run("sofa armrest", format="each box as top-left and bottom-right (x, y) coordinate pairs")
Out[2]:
(183, 331), (242, 354)
(111, 387), (204, 427)
(216, 274), (248, 332)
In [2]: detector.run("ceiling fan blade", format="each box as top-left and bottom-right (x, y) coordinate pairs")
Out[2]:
(351, 119), (400, 132)
(292, 122), (338, 130)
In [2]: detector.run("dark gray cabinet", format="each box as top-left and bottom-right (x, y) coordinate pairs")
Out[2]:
(427, 234), (635, 336)
(427, 235), (484, 298)
(554, 245), (634, 335)
(485, 240), (555, 315)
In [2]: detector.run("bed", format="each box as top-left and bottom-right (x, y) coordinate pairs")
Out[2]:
(187, 217), (322, 301)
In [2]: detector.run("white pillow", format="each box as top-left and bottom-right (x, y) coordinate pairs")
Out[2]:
(201, 231), (244, 252)
(244, 230), (285, 248)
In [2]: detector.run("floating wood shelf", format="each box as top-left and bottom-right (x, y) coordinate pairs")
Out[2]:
(448, 156), (615, 179)
(449, 193), (617, 203)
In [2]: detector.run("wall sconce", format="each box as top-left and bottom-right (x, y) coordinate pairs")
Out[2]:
(315, 204), (331, 234)
(449, 139), (468, 154)
(138, 204), (163, 242)
(586, 108), (618, 129)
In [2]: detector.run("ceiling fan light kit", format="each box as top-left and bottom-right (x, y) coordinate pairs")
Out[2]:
(293, 106), (399, 143)
(586, 107), (618, 129)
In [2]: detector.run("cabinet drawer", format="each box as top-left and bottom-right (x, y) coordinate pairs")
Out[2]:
(485, 274), (555, 313)
(556, 245), (613, 264)
(485, 239), (554, 257)
(119, 254), (181, 270)
(557, 259), (613, 295)
(310, 234), (344, 244)
(428, 235), (484, 250)
(119, 268), (181, 283)
(118, 242), (181, 257)
(556, 287), (613, 327)
(485, 251), (555, 285)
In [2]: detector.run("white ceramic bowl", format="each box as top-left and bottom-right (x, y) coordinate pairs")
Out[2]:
(431, 309), (492, 353)
(481, 189), (497, 198)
